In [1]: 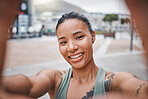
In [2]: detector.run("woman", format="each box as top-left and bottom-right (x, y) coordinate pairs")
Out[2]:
(3, 12), (148, 99)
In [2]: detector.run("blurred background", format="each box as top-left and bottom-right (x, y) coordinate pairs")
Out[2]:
(3, 0), (147, 98)
(10, 0), (132, 38)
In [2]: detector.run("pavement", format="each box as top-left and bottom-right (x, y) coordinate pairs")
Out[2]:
(3, 32), (148, 99)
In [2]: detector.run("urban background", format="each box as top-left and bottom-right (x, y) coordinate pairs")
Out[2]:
(10, 0), (132, 39)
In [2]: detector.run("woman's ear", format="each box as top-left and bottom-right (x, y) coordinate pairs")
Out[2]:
(92, 31), (96, 44)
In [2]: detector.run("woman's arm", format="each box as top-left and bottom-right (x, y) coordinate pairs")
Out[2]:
(2, 74), (32, 95)
(115, 72), (148, 99)
(2, 68), (62, 98)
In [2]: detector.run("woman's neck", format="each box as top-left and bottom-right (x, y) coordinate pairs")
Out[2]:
(72, 57), (98, 83)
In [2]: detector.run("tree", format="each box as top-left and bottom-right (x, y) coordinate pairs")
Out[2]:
(121, 18), (126, 24)
(103, 14), (119, 32)
(120, 18), (131, 24)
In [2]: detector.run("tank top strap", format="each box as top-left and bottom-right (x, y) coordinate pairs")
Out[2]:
(55, 68), (72, 99)
(93, 67), (106, 98)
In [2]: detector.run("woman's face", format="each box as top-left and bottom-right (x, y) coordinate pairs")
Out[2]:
(56, 19), (95, 69)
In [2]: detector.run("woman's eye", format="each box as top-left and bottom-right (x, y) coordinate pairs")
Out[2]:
(60, 41), (67, 45)
(76, 36), (84, 40)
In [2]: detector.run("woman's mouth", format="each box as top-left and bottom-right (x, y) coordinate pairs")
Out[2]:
(69, 52), (84, 59)
(68, 52), (84, 62)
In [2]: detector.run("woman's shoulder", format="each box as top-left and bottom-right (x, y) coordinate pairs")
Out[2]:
(105, 71), (133, 80)
(104, 71), (138, 89)
(105, 70), (115, 79)
(105, 71), (136, 79)
(61, 70), (68, 75)
(37, 68), (69, 79)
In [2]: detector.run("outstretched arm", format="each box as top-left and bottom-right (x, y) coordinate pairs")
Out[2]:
(2, 74), (32, 95)
(0, 0), (35, 99)
(2, 69), (62, 98)
(125, 0), (148, 61)
(0, 0), (20, 83)
(115, 72), (148, 99)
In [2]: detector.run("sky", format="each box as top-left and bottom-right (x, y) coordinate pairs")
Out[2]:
(34, 0), (130, 14)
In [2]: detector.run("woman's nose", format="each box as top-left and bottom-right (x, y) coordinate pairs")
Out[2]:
(67, 41), (78, 52)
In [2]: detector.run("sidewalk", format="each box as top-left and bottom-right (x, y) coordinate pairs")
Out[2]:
(3, 34), (148, 99)
(4, 35), (147, 78)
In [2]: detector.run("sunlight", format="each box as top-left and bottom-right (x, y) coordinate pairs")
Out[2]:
(34, 0), (54, 5)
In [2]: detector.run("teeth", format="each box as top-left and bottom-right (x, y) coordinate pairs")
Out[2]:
(70, 53), (83, 59)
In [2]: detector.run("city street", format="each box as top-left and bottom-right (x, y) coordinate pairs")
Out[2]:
(3, 32), (148, 99)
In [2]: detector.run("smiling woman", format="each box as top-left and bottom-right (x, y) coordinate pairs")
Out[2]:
(56, 17), (95, 69)
(2, 11), (148, 99)
(58, 21), (93, 66)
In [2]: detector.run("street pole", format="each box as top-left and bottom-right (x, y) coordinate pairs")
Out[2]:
(28, 0), (33, 26)
(130, 19), (133, 51)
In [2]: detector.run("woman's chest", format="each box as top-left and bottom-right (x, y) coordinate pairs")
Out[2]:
(67, 79), (95, 99)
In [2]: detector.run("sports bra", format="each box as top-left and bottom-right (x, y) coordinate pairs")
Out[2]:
(55, 67), (106, 99)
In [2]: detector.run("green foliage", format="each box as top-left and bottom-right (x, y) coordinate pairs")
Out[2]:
(103, 14), (119, 32)
(120, 18), (131, 24)
(103, 14), (119, 24)
(95, 30), (104, 34)
(121, 18), (125, 24)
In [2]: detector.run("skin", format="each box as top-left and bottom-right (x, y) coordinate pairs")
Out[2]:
(57, 19), (98, 99)
(0, 0), (19, 81)
(0, 0), (34, 99)
(125, 0), (148, 64)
